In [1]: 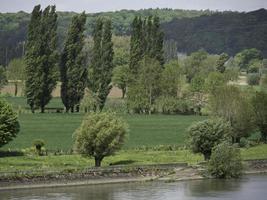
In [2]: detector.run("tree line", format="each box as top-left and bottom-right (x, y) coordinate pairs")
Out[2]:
(0, 8), (210, 66)
(1, 8), (267, 67)
(24, 5), (166, 113)
(24, 5), (115, 113)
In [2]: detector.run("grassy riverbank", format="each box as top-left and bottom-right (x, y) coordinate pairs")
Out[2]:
(1, 144), (267, 174)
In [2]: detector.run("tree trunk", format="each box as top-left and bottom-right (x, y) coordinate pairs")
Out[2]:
(65, 105), (70, 113)
(149, 87), (152, 115)
(14, 82), (18, 97)
(76, 104), (80, 112)
(30, 104), (35, 114)
(71, 106), (74, 113)
(204, 152), (211, 160)
(95, 157), (103, 167)
(122, 88), (126, 99)
(41, 106), (45, 113)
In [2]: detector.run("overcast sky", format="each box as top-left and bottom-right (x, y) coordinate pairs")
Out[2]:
(0, 0), (267, 13)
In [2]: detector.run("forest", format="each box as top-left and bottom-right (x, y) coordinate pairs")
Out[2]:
(0, 8), (267, 66)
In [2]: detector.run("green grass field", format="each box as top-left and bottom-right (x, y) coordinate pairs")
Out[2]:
(4, 113), (206, 151)
(1, 96), (206, 151)
(4, 96), (64, 110)
(1, 97), (267, 175)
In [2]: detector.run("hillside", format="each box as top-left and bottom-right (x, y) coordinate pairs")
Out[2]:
(1, 8), (267, 66)
(0, 8), (211, 66)
(162, 9), (267, 56)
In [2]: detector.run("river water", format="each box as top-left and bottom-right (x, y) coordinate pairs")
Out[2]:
(1, 174), (267, 200)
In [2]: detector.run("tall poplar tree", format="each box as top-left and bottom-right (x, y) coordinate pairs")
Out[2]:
(127, 15), (164, 114)
(37, 5), (58, 113)
(151, 16), (164, 66)
(25, 5), (42, 113)
(129, 16), (143, 77)
(89, 18), (114, 111)
(129, 15), (164, 79)
(25, 5), (58, 113)
(60, 12), (87, 112)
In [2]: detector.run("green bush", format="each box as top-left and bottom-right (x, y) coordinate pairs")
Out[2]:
(248, 131), (261, 144)
(74, 112), (128, 167)
(103, 98), (128, 114)
(247, 73), (260, 85)
(239, 137), (249, 148)
(155, 96), (193, 114)
(208, 142), (243, 178)
(187, 118), (231, 160)
(0, 99), (20, 148)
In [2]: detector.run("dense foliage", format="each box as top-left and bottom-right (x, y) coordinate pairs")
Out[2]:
(74, 112), (128, 167)
(60, 12), (87, 112)
(208, 142), (243, 178)
(88, 18), (114, 111)
(163, 9), (267, 57)
(251, 91), (267, 143)
(25, 5), (58, 113)
(6, 58), (26, 96)
(0, 8), (210, 66)
(209, 85), (255, 143)
(0, 66), (7, 89)
(112, 65), (129, 98)
(1, 8), (267, 67)
(127, 56), (162, 114)
(0, 99), (20, 148)
(187, 119), (232, 160)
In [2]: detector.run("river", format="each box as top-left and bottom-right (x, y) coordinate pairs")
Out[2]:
(0, 174), (267, 200)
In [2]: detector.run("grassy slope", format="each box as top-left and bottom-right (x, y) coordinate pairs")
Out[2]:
(4, 113), (205, 150)
(1, 145), (267, 173)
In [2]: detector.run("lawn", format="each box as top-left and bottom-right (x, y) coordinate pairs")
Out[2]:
(4, 113), (206, 151)
(2, 96), (206, 151)
(3, 96), (64, 110)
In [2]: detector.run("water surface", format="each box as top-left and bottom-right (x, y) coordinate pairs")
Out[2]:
(1, 174), (267, 200)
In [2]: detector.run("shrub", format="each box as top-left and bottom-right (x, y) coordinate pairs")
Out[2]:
(74, 112), (128, 167)
(103, 98), (128, 114)
(209, 85), (255, 143)
(239, 137), (249, 148)
(0, 99), (20, 148)
(248, 131), (261, 144)
(251, 91), (267, 143)
(187, 118), (232, 160)
(247, 73), (260, 85)
(208, 142), (243, 178)
(155, 96), (193, 114)
(33, 139), (45, 156)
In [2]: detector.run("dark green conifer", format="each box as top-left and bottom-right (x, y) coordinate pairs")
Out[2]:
(129, 16), (143, 77)
(60, 12), (87, 112)
(25, 5), (58, 113)
(151, 16), (164, 66)
(37, 5), (58, 113)
(89, 18), (114, 111)
(25, 5), (42, 113)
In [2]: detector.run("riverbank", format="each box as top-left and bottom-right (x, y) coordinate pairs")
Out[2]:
(1, 160), (267, 191)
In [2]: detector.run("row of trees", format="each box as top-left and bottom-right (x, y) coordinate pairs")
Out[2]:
(24, 5), (114, 113)
(126, 16), (164, 114)
(25, 5), (58, 113)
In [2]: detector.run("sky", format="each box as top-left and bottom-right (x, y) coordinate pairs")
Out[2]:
(0, 0), (267, 13)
